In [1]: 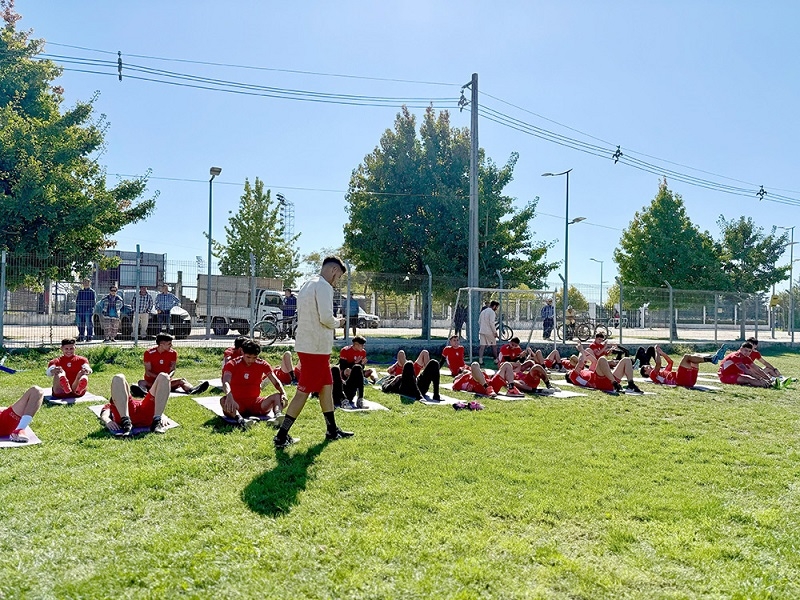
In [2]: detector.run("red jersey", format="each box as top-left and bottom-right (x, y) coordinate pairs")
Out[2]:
(522, 369), (542, 389)
(453, 372), (493, 395)
(442, 345), (466, 375)
(48, 354), (89, 383)
(588, 341), (609, 358)
(223, 357), (273, 400)
(718, 351), (752, 379)
(750, 350), (762, 361)
(649, 368), (677, 386)
(339, 345), (366, 368)
(223, 347), (243, 362)
(498, 344), (522, 363)
(144, 346), (178, 385)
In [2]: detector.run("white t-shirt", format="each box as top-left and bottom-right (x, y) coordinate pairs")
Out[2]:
(479, 306), (496, 337)
(294, 275), (340, 355)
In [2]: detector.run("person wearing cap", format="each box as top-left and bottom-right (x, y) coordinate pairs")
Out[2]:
(540, 298), (555, 340)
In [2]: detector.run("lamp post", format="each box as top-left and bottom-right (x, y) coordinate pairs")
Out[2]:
(778, 226), (796, 345)
(543, 170), (584, 341)
(207, 166), (222, 340)
(590, 257), (604, 310)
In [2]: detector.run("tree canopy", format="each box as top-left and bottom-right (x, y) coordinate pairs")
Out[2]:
(0, 1), (154, 287)
(716, 215), (788, 293)
(614, 180), (723, 293)
(344, 106), (556, 290)
(213, 177), (300, 286)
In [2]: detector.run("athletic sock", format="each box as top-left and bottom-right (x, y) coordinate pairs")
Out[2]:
(58, 375), (72, 394)
(17, 415), (33, 431)
(323, 410), (338, 435)
(275, 415), (296, 440)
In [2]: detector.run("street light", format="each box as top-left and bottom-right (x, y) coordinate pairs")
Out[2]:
(777, 226), (795, 345)
(590, 257), (604, 309)
(543, 170), (585, 341)
(207, 166), (222, 340)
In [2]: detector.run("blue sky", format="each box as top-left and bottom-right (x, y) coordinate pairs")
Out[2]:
(17, 0), (800, 291)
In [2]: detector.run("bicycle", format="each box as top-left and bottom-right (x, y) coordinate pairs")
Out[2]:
(253, 315), (297, 347)
(555, 319), (592, 342)
(497, 320), (514, 342)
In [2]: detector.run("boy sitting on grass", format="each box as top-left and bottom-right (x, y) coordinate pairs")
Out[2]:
(101, 372), (171, 435)
(641, 346), (724, 388)
(46, 338), (92, 398)
(137, 333), (207, 395)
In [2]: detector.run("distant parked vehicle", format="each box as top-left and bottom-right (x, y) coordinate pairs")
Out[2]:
(358, 307), (380, 329)
(92, 289), (192, 339)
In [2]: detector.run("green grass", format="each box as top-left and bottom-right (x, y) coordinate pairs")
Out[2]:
(1, 347), (800, 598)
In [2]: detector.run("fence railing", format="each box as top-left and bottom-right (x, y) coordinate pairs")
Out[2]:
(0, 251), (796, 348)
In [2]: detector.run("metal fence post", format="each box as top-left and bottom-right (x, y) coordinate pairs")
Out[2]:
(0, 250), (6, 347)
(345, 261), (352, 343)
(424, 265), (432, 341)
(615, 277), (623, 346)
(497, 269), (503, 339)
(249, 253), (256, 338)
(133, 245), (141, 346)
(714, 293), (719, 344)
(754, 293), (759, 340)
(665, 280), (674, 344)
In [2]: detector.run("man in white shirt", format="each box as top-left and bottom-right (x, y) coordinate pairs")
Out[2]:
(274, 256), (353, 448)
(478, 301), (499, 365)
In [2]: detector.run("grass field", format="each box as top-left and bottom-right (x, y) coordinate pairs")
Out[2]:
(1, 345), (799, 599)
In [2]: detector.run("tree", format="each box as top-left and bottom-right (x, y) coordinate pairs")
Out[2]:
(344, 106), (557, 288)
(614, 180), (723, 295)
(716, 216), (789, 293)
(554, 285), (588, 312)
(0, 1), (154, 287)
(213, 177), (300, 286)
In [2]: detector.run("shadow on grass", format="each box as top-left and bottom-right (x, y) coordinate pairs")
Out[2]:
(242, 441), (327, 517)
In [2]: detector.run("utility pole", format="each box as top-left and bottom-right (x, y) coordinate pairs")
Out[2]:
(467, 73), (479, 344)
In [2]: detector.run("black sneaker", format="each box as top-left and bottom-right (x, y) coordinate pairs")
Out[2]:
(626, 382), (642, 393)
(150, 416), (168, 434)
(325, 427), (355, 441)
(130, 384), (146, 399)
(189, 381), (210, 395)
(356, 397), (365, 409)
(273, 434), (297, 448)
(120, 416), (133, 436)
(612, 381), (623, 393)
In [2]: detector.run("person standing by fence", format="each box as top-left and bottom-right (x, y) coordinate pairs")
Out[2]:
(133, 286), (153, 338)
(99, 285), (123, 343)
(75, 279), (96, 342)
(540, 298), (554, 340)
(155, 284), (180, 333)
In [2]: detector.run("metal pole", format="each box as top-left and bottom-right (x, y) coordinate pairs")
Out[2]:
(0, 250), (6, 347)
(467, 73), (480, 345)
(496, 269), (503, 336)
(754, 293), (759, 339)
(133, 244), (141, 346)
(616, 277), (623, 346)
(665, 280), (674, 344)
(790, 227), (795, 346)
(425, 265), (432, 341)
(345, 261), (352, 343)
(563, 171), (570, 343)
(206, 172), (217, 340)
(249, 253), (256, 338)
(714, 293), (719, 344)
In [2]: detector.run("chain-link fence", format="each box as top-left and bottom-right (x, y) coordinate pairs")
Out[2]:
(0, 251), (797, 348)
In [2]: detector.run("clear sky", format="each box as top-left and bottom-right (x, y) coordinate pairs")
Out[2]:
(16, 0), (800, 292)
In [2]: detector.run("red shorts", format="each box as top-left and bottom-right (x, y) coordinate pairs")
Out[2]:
(0, 406), (22, 436)
(487, 374), (507, 393)
(109, 394), (156, 428)
(274, 368), (292, 385)
(570, 369), (615, 391)
(297, 352), (333, 394)
(523, 370), (542, 389)
(676, 365), (698, 388)
(453, 375), (491, 395)
(719, 373), (741, 385)
(543, 359), (554, 369)
(230, 395), (281, 417)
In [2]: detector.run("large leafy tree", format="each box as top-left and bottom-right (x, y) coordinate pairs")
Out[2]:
(0, 1), (154, 287)
(716, 216), (788, 293)
(344, 106), (556, 288)
(614, 180), (724, 295)
(213, 177), (300, 286)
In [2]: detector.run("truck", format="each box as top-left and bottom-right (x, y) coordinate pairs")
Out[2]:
(196, 275), (285, 336)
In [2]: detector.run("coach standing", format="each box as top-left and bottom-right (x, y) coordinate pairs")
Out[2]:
(274, 256), (354, 448)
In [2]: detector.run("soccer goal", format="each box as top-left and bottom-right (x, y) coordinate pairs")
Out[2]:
(450, 286), (559, 363)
